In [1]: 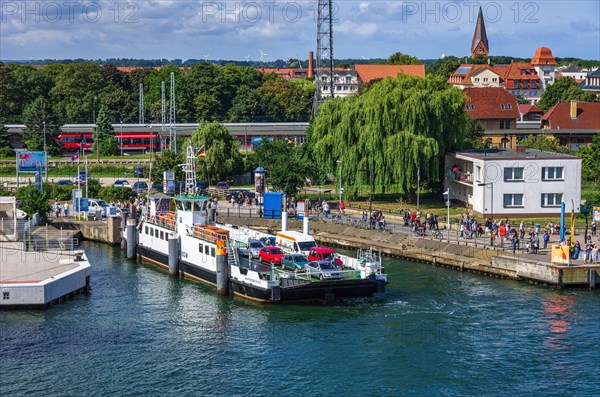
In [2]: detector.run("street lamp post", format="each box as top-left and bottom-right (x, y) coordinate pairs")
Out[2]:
(443, 188), (450, 239)
(478, 182), (494, 246)
(43, 121), (47, 182)
(581, 200), (589, 244)
(359, 166), (373, 222)
(337, 160), (342, 207)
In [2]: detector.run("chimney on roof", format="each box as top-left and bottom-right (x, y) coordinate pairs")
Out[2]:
(515, 145), (526, 155)
(570, 100), (577, 119)
(308, 51), (314, 78)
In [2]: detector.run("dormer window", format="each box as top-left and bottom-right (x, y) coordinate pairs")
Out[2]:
(530, 69), (535, 74)
(507, 104), (513, 109)
(501, 104), (505, 109)
(521, 69), (526, 75)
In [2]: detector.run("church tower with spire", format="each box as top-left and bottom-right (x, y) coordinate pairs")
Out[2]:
(471, 7), (489, 58)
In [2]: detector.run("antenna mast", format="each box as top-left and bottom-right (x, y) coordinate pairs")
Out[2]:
(169, 72), (177, 153)
(184, 145), (197, 196)
(161, 81), (166, 152)
(313, 0), (334, 115)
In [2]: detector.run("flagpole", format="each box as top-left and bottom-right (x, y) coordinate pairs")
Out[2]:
(417, 167), (420, 210)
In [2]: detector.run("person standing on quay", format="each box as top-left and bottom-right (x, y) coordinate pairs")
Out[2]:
(592, 220), (597, 237)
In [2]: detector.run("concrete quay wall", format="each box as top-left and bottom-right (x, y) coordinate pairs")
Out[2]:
(219, 216), (598, 289)
(53, 216), (121, 245)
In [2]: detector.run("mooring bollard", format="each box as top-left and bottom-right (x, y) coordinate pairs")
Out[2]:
(126, 219), (137, 260)
(168, 236), (179, 277)
(303, 215), (310, 235)
(216, 241), (229, 296)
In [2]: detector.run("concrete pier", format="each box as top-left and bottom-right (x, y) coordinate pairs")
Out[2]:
(219, 215), (600, 290)
(0, 243), (91, 309)
(168, 236), (180, 277)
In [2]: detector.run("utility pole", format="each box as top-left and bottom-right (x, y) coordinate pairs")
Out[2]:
(161, 81), (166, 153)
(170, 72), (177, 153)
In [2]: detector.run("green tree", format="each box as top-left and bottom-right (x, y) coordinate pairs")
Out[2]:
(253, 139), (309, 196)
(520, 135), (571, 153)
(387, 52), (421, 65)
(516, 96), (530, 105)
(425, 56), (460, 79)
(578, 133), (600, 183)
(537, 77), (597, 112)
(93, 106), (119, 156)
(22, 96), (62, 153)
(0, 62), (20, 122)
(189, 121), (243, 182)
(0, 114), (10, 148)
(258, 78), (314, 121)
(463, 118), (486, 149)
(229, 86), (272, 122)
(150, 149), (185, 186)
(98, 186), (137, 203)
(309, 74), (468, 197)
(51, 62), (108, 122)
(18, 186), (51, 224)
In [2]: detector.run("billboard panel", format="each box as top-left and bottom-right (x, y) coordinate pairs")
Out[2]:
(593, 207), (600, 222)
(17, 151), (46, 172)
(163, 180), (175, 195)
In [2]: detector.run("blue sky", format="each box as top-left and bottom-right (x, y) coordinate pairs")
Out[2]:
(1, 0), (599, 61)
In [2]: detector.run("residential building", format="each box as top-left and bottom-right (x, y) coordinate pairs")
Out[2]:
(559, 65), (588, 81)
(448, 64), (503, 89)
(540, 101), (600, 150)
(518, 104), (543, 122)
(531, 46), (557, 89)
(504, 61), (544, 104)
(445, 147), (582, 217)
(317, 70), (360, 98)
(463, 87), (519, 148)
(578, 68), (600, 95)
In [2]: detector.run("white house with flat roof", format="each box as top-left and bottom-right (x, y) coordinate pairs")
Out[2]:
(444, 147), (582, 217)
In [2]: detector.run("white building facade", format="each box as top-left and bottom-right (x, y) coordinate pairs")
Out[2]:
(445, 148), (582, 217)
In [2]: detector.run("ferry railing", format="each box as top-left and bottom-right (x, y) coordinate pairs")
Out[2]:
(146, 212), (177, 230)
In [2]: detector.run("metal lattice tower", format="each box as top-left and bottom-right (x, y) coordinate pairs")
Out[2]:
(138, 83), (144, 124)
(313, 0), (334, 115)
(161, 81), (166, 152)
(184, 145), (197, 196)
(169, 72), (177, 153)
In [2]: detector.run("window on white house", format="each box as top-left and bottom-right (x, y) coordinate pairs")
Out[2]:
(541, 193), (563, 207)
(542, 167), (564, 181)
(504, 167), (524, 181)
(504, 194), (524, 207)
(475, 166), (482, 182)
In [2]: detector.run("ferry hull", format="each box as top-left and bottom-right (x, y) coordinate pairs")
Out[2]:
(138, 245), (217, 286)
(138, 246), (384, 303)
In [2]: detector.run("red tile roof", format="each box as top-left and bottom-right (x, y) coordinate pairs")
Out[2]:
(518, 104), (542, 115)
(531, 47), (557, 66)
(541, 102), (600, 130)
(463, 87), (519, 120)
(502, 62), (541, 89)
(354, 64), (425, 84)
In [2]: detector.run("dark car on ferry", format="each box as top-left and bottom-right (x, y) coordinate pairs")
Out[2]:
(258, 246), (285, 265)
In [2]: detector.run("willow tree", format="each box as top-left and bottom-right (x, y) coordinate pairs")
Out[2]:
(309, 74), (468, 197)
(188, 121), (243, 183)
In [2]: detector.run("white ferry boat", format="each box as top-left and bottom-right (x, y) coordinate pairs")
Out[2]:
(134, 146), (386, 303)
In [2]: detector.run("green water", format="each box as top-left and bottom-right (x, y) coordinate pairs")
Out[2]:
(1, 242), (598, 396)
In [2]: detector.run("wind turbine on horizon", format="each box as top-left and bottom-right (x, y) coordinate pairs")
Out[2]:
(259, 49), (268, 63)
(203, 54), (210, 62)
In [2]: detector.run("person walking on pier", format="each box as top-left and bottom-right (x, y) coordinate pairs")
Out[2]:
(592, 220), (597, 237)
(542, 231), (550, 249)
